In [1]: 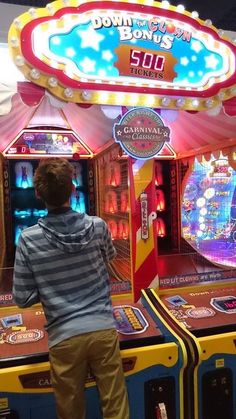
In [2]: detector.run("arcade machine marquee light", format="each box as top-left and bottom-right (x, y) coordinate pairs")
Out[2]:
(2, 129), (94, 159)
(8, 0), (236, 112)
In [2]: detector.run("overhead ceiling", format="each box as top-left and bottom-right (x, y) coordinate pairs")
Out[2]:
(1, 0), (236, 31)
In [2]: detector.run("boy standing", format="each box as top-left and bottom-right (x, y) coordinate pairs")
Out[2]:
(13, 157), (129, 419)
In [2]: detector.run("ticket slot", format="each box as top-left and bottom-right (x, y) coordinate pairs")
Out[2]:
(144, 377), (175, 419)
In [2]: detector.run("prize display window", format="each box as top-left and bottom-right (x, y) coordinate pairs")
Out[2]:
(96, 144), (132, 296)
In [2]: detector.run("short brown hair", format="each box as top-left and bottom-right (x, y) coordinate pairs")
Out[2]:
(34, 158), (74, 206)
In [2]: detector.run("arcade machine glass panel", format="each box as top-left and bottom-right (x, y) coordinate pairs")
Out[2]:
(6, 158), (89, 266)
(181, 154), (236, 269)
(96, 144), (132, 297)
(154, 160), (176, 255)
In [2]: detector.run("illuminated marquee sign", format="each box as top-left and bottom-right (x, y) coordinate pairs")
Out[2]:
(8, 0), (236, 110)
(3, 129), (93, 158)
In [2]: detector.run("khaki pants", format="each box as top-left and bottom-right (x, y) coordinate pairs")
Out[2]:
(49, 329), (129, 419)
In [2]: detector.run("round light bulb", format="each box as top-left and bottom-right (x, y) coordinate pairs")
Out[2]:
(14, 19), (22, 29)
(30, 68), (40, 79)
(192, 99), (200, 108)
(176, 98), (185, 108)
(15, 55), (25, 67)
(48, 77), (58, 87)
(205, 99), (214, 108)
(161, 97), (171, 106)
(176, 4), (185, 12)
(64, 88), (73, 98)
(218, 29), (224, 37)
(81, 90), (92, 100)
(10, 37), (19, 48)
(191, 11), (199, 19)
(29, 8), (37, 17)
(46, 3), (54, 14)
(161, 1), (170, 8)
(204, 19), (212, 27)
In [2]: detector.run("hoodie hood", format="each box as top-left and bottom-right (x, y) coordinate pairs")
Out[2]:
(38, 210), (95, 253)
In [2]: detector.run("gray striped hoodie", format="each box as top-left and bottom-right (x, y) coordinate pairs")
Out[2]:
(13, 209), (117, 348)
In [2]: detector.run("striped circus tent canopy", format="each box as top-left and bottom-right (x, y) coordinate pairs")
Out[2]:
(0, 81), (236, 158)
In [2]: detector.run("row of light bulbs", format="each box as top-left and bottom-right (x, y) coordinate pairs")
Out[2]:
(12, 0), (236, 41)
(12, 55), (236, 110)
(13, 4), (236, 44)
(11, 48), (236, 110)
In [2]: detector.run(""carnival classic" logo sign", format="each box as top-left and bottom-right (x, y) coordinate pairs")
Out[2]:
(113, 108), (170, 159)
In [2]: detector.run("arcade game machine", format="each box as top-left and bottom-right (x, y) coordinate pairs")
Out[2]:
(1, 128), (94, 269)
(151, 150), (236, 419)
(0, 140), (187, 419)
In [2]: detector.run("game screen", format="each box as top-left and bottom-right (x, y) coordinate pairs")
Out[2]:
(181, 154), (236, 268)
(4, 130), (92, 157)
(9, 159), (88, 247)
